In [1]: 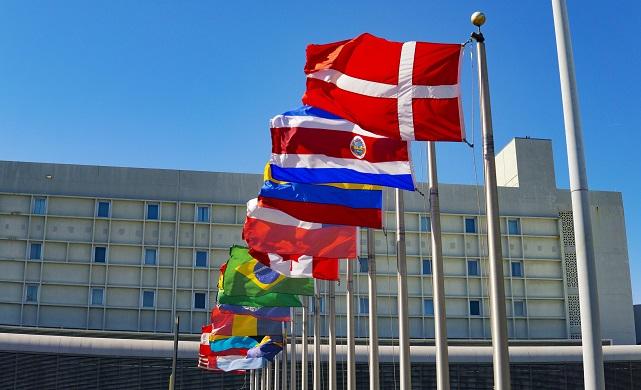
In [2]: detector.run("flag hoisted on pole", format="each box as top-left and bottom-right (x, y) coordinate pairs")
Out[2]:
(551, 1), (604, 388)
(471, 12), (511, 389)
(301, 300), (309, 390)
(345, 258), (356, 390)
(396, 189), (411, 389)
(313, 280), (321, 390)
(367, 227), (380, 390)
(328, 281), (337, 390)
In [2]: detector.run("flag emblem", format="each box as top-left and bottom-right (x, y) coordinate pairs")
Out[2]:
(253, 262), (282, 285)
(350, 135), (366, 159)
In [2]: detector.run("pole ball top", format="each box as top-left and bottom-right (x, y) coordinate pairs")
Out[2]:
(471, 11), (486, 27)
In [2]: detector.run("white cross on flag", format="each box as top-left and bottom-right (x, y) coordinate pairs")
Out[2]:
(303, 33), (464, 141)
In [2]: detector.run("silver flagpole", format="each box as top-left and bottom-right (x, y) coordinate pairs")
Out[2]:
(291, 308), (298, 390)
(267, 362), (273, 390)
(282, 322), (289, 390)
(262, 366), (267, 390)
(313, 280), (321, 390)
(396, 188), (411, 389)
(428, 141), (450, 389)
(328, 281), (337, 390)
(471, 12), (511, 389)
(367, 227), (380, 390)
(301, 298), (309, 390)
(250, 368), (255, 390)
(274, 351), (280, 390)
(346, 259), (356, 390)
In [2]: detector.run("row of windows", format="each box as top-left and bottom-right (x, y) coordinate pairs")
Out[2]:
(419, 215), (522, 235)
(29, 198), (212, 223)
(27, 243), (210, 267)
(22, 284), (209, 309)
(357, 257), (524, 277)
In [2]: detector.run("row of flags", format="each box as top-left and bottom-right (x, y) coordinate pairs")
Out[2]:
(199, 32), (464, 374)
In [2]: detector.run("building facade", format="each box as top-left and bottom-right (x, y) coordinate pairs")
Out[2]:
(0, 138), (635, 344)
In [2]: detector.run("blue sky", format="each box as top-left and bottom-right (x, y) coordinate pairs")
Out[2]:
(1, 1), (639, 302)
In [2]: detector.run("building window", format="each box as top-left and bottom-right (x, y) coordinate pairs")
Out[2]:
(511, 261), (523, 277)
(359, 297), (369, 314)
(195, 251), (208, 267)
(32, 197), (47, 215)
(197, 206), (210, 223)
(420, 215), (431, 232)
(194, 292), (207, 310)
(313, 297), (326, 314)
(94, 246), (107, 263)
(465, 217), (477, 233)
(91, 288), (104, 305)
(358, 257), (368, 273)
(422, 259), (432, 275)
(97, 201), (110, 218)
(514, 300), (526, 317)
(25, 284), (38, 303)
(467, 259), (480, 276)
(146, 204), (159, 220)
(142, 291), (155, 308)
(423, 299), (434, 316)
(144, 248), (157, 265)
(29, 243), (42, 260)
(469, 300), (481, 316)
(508, 219), (520, 235)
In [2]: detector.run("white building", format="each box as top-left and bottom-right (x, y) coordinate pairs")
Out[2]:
(0, 138), (635, 344)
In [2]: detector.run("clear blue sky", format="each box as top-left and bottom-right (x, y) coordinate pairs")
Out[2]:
(1, 1), (639, 302)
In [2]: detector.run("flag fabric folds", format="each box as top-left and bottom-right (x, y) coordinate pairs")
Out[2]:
(247, 336), (284, 361)
(222, 246), (314, 297)
(218, 304), (291, 322)
(217, 263), (303, 307)
(210, 306), (283, 337)
(244, 198), (358, 258)
(303, 33), (465, 142)
(210, 336), (260, 353)
(269, 106), (414, 191)
(249, 249), (340, 281)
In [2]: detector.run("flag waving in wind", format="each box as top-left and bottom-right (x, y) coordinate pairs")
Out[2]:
(303, 33), (464, 141)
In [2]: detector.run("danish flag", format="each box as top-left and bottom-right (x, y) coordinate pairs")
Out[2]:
(303, 33), (464, 141)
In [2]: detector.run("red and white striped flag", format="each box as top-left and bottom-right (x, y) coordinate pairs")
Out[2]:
(249, 249), (340, 281)
(303, 33), (464, 141)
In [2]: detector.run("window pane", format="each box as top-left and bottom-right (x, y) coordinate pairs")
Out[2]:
(145, 249), (157, 265)
(470, 300), (481, 316)
(508, 219), (520, 235)
(33, 198), (46, 214)
(514, 301), (526, 317)
(359, 297), (369, 314)
(94, 247), (106, 263)
(422, 259), (432, 275)
(195, 251), (208, 267)
(197, 206), (209, 222)
(147, 204), (159, 220)
(29, 243), (42, 260)
(358, 257), (368, 273)
(26, 285), (38, 302)
(423, 299), (434, 316)
(194, 293), (206, 309)
(97, 201), (110, 217)
(313, 297), (326, 314)
(142, 291), (155, 307)
(420, 216), (431, 232)
(91, 288), (104, 305)
(467, 260), (479, 276)
(465, 218), (476, 233)
(511, 261), (523, 277)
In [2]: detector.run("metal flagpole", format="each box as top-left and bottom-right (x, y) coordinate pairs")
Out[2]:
(328, 281), (337, 390)
(267, 362), (273, 390)
(396, 189), (411, 389)
(262, 366), (267, 390)
(301, 298), (309, 390)
(313, 280), (321, 390)
(428, 141), (450, 389)
(250, 369), (255, 390)
(551, 1), (604, 388)
(169, 315), (179, 390)
(471, 12), (511, 390)
(346, 258), (356, 390)
(282, 322), (289, 390)
(291, 308), (298, 390)
(367, 227), (380, 390)
(274, 352), (280, 390)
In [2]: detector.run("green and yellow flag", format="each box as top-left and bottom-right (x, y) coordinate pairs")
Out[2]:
(222, 246), (315, 297)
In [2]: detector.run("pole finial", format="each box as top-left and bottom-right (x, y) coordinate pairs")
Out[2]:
(471, 11), (486, 27)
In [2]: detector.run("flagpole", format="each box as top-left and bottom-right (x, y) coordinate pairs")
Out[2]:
(267, 362), (273, 390)
(328, 280), (337, 390)
(301, 298), (309, 390)
(282, 322), (289, 390)
(396, 188), (411, 389)
(250, 369), (256, 390)
(471, 12), (511, 389)
(313, 280), (321, 390)
(169, 315), (179, 390)
(346, 258), (356, 390)
(262, 366), (267, 390)
(428, 141), (450, 389)
(367, 227), (380, 390)
(274, 351), (280, 390)
(551, 1), (604, 388)
(291, 308), (298, 390)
